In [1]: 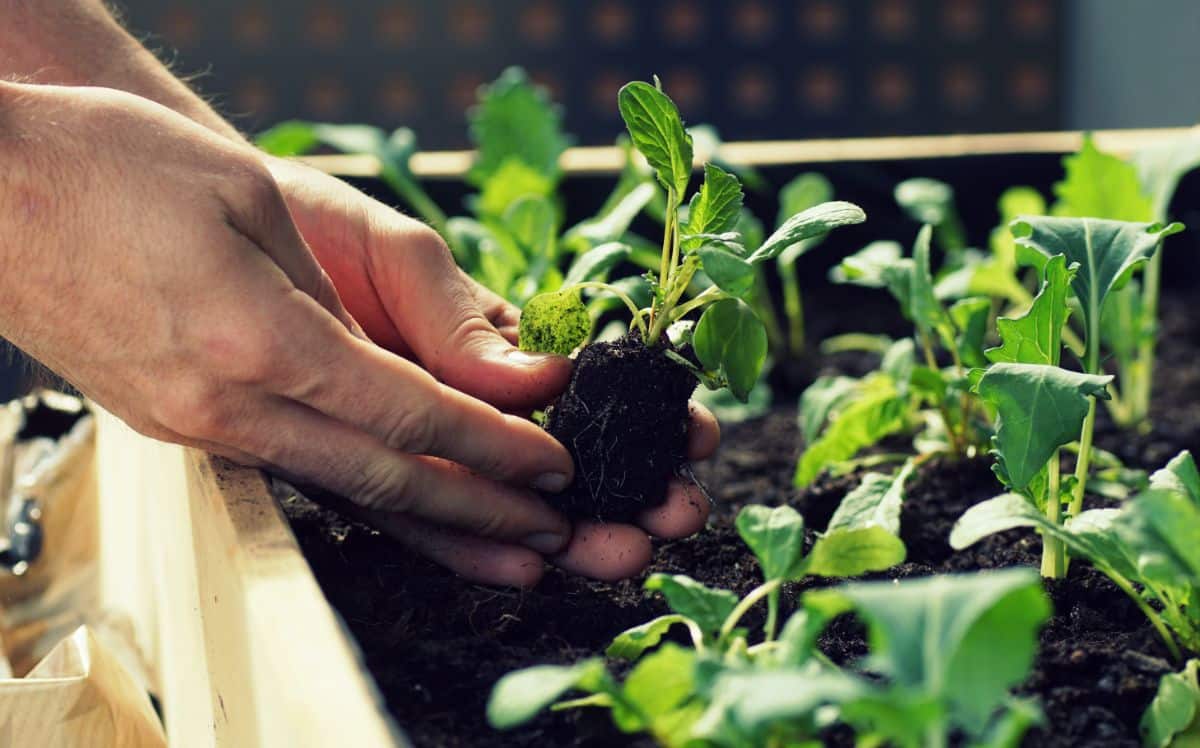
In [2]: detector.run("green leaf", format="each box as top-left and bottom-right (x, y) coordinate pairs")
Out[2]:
(563, 182), (657, 252)
(254, 120), (321, 156)
(778, 173), (834, 226)
(608, 615), (690, 660)
(1115, 489), (1200, 591)
(685, 164), (744, 246)
(895, 178), (956, 226)
(617, 81), (693, 197)
(693, 299), (768, 402)
(950, 296), (993, 369)
(794, 375), (909, 487)
(798, 376), (859, 444)
(487, 659), (607, 729)
(1012, 216), (1184, 344)
(986, 254), (1076, 366)
(828, 460), (915, 536)
(644, 574), (738, 636)
(802, 526), (906, 578)
(911, 224), (955, 348)
(831, 241), (915, 317)
(975, 187), (1047, 303)
(1053, 135), (1153, 222)
(1142, 660), (1200, 748)
(518, 290), (590, 355)
(616, 644), (697, 734)
(1134, 133), (1200, 220)
(697, 247), (755, 297)
(565, 242), (631, 285)
(748, 201), (866, 264)
(1149, 451), (1200, 503)
(807, 569), (1051, 733)
(975, 363), (1113, 491)
(736, 504), (806, 582)
(477, 158), (556, 218)
(468, 67), (569, 188)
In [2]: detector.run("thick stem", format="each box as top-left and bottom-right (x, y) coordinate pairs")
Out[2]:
(1068, 397), (1098, 518)
(1040, 452), (1066, 579)
(765, 588), (780, 643)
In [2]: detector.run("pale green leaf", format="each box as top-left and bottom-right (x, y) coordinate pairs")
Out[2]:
(487, 659), (607, 729)
(565, 242), (631, 285)
(644, 574), (738, 635)
(895, 177), (956, 226)
(1053, 135), (1153, 222)
(618, 81), (693, 197)
(950, 296), (993, 369)
(802, 526), (906, 578)
(607, 615), (690, 660)
(794, 375), (909, 487)
(468, 67), (569, 187)
(828, 460), (915, 536)
(736, 504), (806, 582)
(563, 182), (657, 252)
(798, 376), (859, 444)
(1150, 451), (1200, 504)
(254, 120), (321, 156)
(1134, 133), (1200, 220)
(477, 158), (555, 218)
(617, 644), (697, 734)
(748, 201), (866, 264)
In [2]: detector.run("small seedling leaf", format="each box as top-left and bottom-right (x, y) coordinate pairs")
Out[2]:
(697, 247), (756, 297)
(565, 242), (631, 286)
(693, 299), (768, 402)
(801, 526), (906, 578)
(685, 164), (743, 247)
(987, 254), (1075, 366)
(749, 201), (866, 264)
(607, 615), (690, 660)
(736, 505), (806, 582)
(468, 67), (569, 188)
(828, 461), (914, 536)
(644, 574), (738, 636)
(618, 82), (693, 197)
(1141, 660), (1200, 748)
(487, 659), (608, 729)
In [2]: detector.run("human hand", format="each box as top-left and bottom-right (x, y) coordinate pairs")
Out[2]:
(266, 157), (717, 585)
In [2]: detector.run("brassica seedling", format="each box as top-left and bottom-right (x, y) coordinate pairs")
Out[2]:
(518, 79), (864, 401)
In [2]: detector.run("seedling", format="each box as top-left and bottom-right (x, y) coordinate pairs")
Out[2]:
(518, 79), (863, 519)
(488, 501), (1047, 748)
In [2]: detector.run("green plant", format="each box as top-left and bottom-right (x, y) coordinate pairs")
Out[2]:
(488, 499), (1049, 748)
(1142, 659), (1200, 748)
(518, 80), (864, 401)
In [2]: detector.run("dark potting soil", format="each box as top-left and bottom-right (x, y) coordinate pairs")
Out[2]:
(280, 295), (1200, 748)
(542, 333), (697, 521)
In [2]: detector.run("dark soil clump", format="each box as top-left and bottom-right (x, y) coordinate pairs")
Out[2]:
(542, 333), (697, 521)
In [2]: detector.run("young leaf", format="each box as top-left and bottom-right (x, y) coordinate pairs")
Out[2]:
(1053, 135), (1153, 222)
(949, 296), (993, 369)
(801, 526), (906, 578)
(468, 67), (569, 188)
(564, 242), (632, 285)
(608, 615), (690, 660)
(895, 177), (957, 227)
(614, 644), (698, 737)
(693, 300), (768, 402)
(794, 375), (909, 487)
(1012, 217), (1184, 347)
(748, 202), (866, 264)
(1141, 660), (1200, 748)
(254, 120), (321, 156)
(910, 224), (955, 348)
(477, 159), (556, 218)
(736, 505), (806, 582)
(644, 574), (739, 636)
(806, 569), (1051, 732)
(487, 659), (608, 729)
(697, 248), (755, 297)
(564, 182), (657, 252)
(778, 173), (834, 227)
(798, 375), (859, 444)
(685, 164), (744, 245)
(1149, 450), (1200, 503)
(986, 254), (1075, 366)
(518, 289), (591, 355)
(828, 460), (915, 536)
(975, 363), (1113, 491)
(617, 81), (693, 197)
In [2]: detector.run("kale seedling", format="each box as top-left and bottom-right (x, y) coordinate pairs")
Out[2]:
(518, 79), (864, 519)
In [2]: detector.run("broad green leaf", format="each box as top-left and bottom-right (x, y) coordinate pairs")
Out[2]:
(801, 526), (906, 578)
(518, 290), (590, 355)
(644, 574), (738, 635)
(468, 67), (569, 187)
(477, 158), (555, 218)
(618, 81), (693, 197)
(685, 164), (743, 246)
(975, 363), (1112, 491)
(1134, 133), (1200, 220)
(794, 375), (909, 487)
(895, 177), (956, 227)
(1141, 659), (1200, 748)
(949, 296), (993, 369)
(748, 201), (866, 264)
(615, 644), (697, 735)
(828, 460), (915, 535)
(487, 659), (607, 729)
(986, 254), (1075, 366)
(563, 182), (657, 252)
(693, 300), (768, 402)
(608, 615), (690, 660)
(254, 120), (321, 156)
(1012, 217), (1184, 343)
(798, 375), (859, 444)
(807, 569), (1050, 732)
(1115, 490), (1200, 590)
(697, 247), (755, 297)
(1149, 451), (1200, 503)
(736, 504), (806, 582)
(1053, 135), (1153, 222)
(565, 242), (631, 285)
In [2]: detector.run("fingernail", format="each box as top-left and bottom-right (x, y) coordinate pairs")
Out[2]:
(532, 472), (570, 493)
(522, 532), (567, 554)
(506, 349), (559, 366)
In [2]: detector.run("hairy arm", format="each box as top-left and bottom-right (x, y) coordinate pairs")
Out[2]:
(0, 0), (241, 139)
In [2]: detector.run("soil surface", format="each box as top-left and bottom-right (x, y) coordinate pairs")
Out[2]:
(281, 295), (1200, 748)
(543, 333), (697, 521)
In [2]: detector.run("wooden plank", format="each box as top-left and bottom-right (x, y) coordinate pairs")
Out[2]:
(297, 126), (1199, 179)
(94, 410), (403, 748)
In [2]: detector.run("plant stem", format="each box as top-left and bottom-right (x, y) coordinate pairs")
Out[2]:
(780, 264), (806, 355)
(1108, 573), (1181, 661)
(1133, 251), (1163, 425)
(719, 580), (781, 641)
(765, 588), (780, 643)
(572, 282), (648, 338)
(1068, 398), (1097, 519)
(668, 286), (727, 324)
(1041, 452), (1066, 579)
(919, 332), (963, 456)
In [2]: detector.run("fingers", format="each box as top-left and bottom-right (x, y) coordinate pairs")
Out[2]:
(366, 225), (572, 411)
(638, 479), (711, 538)
(552, 522), (653, 582)
(687, 401), (720, 460)
(235, 396), (571, 549)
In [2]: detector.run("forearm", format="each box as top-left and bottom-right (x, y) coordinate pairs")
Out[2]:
(0, 1), (243, 141)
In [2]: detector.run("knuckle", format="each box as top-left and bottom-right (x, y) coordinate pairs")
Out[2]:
(199, 320), (283, 387)
(381, 396), (442, 454)
(351, 460), (415, 513)
(472, 509), (510, 539)
(152, 378), (230, 441)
